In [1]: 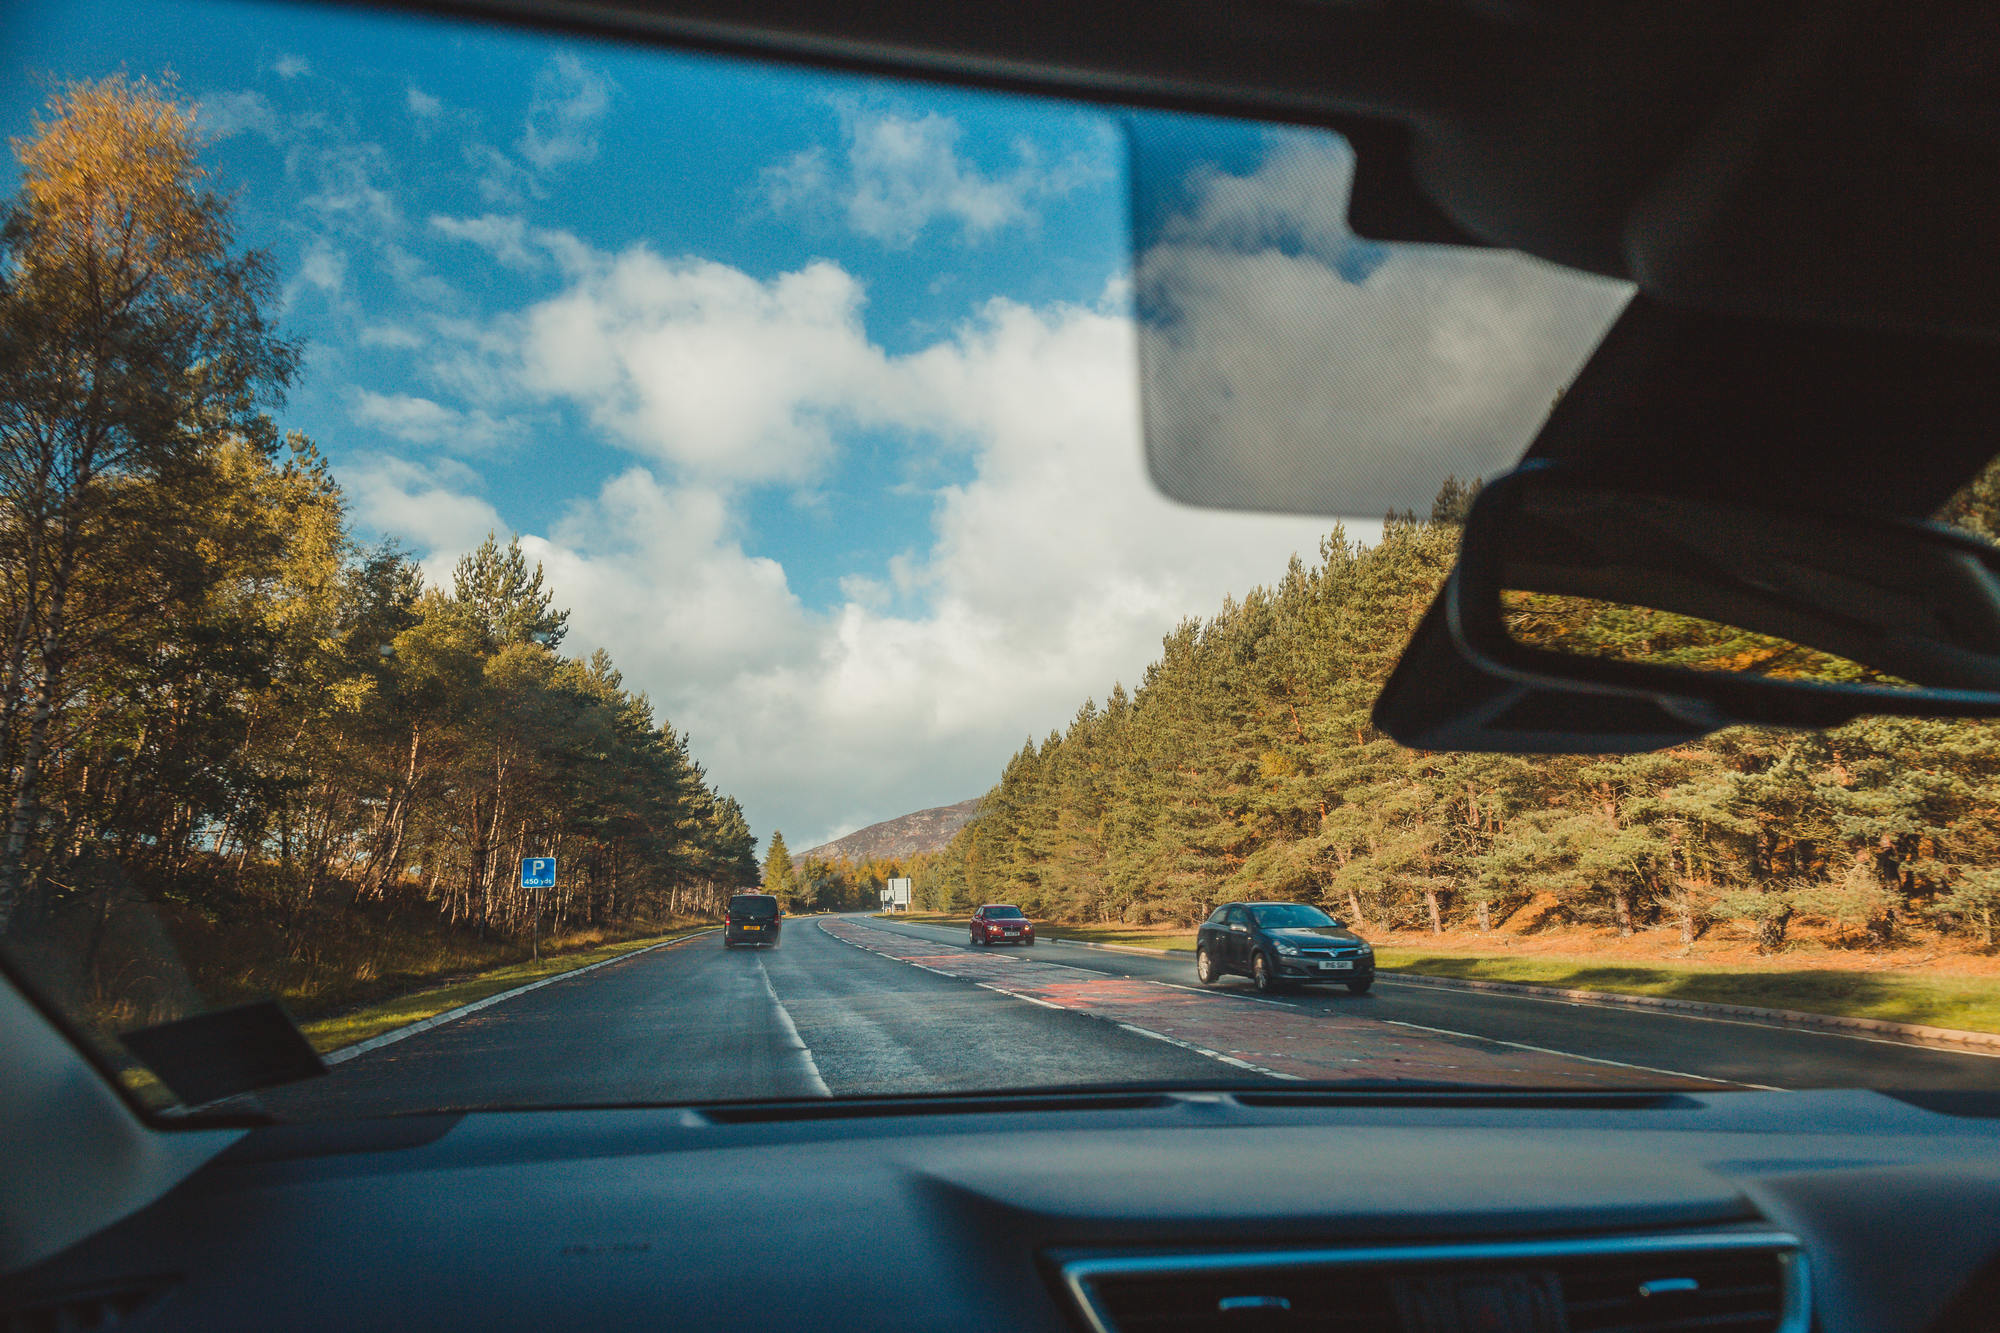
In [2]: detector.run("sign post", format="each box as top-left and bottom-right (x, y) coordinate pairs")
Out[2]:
(887, 877), (912, 912)
(521, 858), (557, 959)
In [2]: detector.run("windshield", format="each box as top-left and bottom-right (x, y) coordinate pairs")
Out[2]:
(4, 0), (1999, 1122)
(1253, 906), (1337, 930)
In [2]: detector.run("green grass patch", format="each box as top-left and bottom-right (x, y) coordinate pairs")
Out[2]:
(1043, 924), (1198, 952)
(1377, 950), (2000, 1035)
(299, 927), (713, 1055)
(873, 913), (1198, 952)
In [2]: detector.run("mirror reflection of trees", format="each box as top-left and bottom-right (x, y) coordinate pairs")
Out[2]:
(0, 79), (757, 1029)
(1500, 593), (1913, 687)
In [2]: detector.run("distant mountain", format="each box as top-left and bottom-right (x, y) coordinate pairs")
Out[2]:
(799, 797), (982, 864)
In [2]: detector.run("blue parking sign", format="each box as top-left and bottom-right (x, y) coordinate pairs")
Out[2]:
(521, 857), (557, 889)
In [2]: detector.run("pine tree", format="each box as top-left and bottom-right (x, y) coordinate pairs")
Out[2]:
(762, 830), (796, 902)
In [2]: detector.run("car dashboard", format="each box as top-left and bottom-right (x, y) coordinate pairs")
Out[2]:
(4, 1087), (1998, 1332)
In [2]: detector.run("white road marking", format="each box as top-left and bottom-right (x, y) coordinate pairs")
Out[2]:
(1116, 1022), (1304, 1081)
(1376, 1018), (1778, 1091)
(321, 930), (715, 1066)
(758, 957), (831, 1097)
(821, 919), (1301, 1082)
(1375, 976), (2000, 1059)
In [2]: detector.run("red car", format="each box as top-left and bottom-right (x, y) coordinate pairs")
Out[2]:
(969, 904), (1035, 946)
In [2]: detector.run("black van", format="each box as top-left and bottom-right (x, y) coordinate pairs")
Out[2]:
(723, 893), (782, 947)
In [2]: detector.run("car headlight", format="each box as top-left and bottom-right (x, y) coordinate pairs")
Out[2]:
(1273, 942), (1299, 956)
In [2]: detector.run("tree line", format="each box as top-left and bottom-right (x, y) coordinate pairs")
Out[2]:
(0, 77), (758, 985)
(922, 474), (2000, 951)
(757, 829), (921, 914)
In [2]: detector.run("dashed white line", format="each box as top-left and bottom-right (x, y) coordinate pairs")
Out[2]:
(758, 957), (831, 1097)
(820, 919), (1301, 1083)
(1376, 1018), (1777, 1091)
(1115, 1022), (1304, 1081)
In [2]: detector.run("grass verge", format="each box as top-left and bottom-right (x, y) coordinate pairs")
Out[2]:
(1377, 950), (2000, 1035)
(298, 927), (712, 1056)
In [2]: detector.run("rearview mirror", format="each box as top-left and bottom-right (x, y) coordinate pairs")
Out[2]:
(1444, 463), (2000, 731)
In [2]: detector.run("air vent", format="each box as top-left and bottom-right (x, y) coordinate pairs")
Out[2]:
(2, 1279), (173, 1333)
(1056, 1233), (1806, 1333)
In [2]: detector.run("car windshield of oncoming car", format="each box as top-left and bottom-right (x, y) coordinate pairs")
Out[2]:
(1253, 906), (1338, 930)
(2, 0), (1999, 1125)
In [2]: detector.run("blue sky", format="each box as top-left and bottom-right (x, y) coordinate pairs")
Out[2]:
(2, 0), (1624, 850)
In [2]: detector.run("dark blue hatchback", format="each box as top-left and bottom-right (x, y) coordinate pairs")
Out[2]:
(1194, 901), (1374, 994)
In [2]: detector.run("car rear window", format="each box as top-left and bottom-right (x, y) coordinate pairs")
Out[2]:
(730, 896), (779, 919)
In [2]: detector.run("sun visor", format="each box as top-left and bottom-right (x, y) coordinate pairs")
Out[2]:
(1127, 114), (1634, 520)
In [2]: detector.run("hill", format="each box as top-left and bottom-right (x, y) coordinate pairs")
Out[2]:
(800, 798), (982, 864)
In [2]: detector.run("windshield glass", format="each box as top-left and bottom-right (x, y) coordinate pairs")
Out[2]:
(1253, 906), (1337, 929)
(4, 0), (1999, 1121)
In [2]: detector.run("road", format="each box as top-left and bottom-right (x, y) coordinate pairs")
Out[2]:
(260, 913), (2000, 1118)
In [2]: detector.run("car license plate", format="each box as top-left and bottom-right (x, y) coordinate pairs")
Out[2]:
(1318, 960), (1352, 971)
(744, 925), (760, 931)
(1003, 930), (1019, 936)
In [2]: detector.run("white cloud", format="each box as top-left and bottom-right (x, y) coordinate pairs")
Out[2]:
(350, 390), (519, 452)
(518, 53), (611, 171)
(197, 90), (283, 143)
(283, 242), (347, 307)
(298, 137), (400, 230)
(427, 213), (589, 274)
(465, 141), (540, 206)
(399, 246), (1338, 847)
(516, 251), (895, 482)
(429, 213), (539, 270)
(341, 455), (503, 580)
(765, 106), (1106, 245)
(406, 87), (442, 118)
(358, 323), (424, 350)
(273, 54), (311, 79)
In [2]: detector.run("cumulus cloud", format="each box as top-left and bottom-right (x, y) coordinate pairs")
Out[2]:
(342, 455), (503, 579)
(350, 389), (520, 452)
(518, 53), (611, 171)
(406, 87), (442, 118)
(765, 106), (1104, 245)
(273, 54), (311, 79)
(387, 244), (1337, 846)
(516, 251), (896, 482)
(1134, 130), (1633, 517)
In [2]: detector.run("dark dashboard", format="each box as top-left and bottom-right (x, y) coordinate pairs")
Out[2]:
(7, 1089), (1999, 1332)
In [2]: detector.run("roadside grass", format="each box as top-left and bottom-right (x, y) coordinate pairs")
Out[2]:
(1376, 950), (2000, 1034)
(298, 926), (713, 1056)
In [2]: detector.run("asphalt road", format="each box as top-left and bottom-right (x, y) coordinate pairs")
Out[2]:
(860, 915), (2000, 1092)
(260, 912), (2000, 1118)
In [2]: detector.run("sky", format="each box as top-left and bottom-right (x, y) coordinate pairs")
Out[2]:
(1, 0), (1629, 852)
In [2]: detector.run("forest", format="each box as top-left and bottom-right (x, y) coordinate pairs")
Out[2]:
(0, 78), (758, 1021)
(921, 474), (2000, 952)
